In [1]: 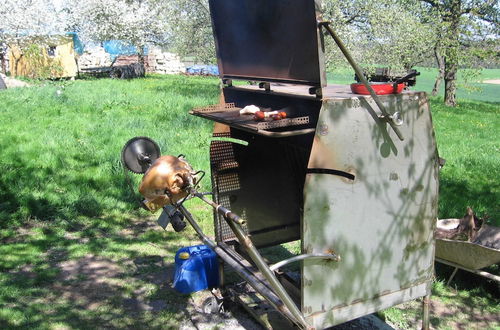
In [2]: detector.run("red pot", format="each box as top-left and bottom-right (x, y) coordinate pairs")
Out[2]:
(350, 82), (405, 95)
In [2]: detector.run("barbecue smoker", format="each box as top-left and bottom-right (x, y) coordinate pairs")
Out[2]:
(124, 0), (439, 329)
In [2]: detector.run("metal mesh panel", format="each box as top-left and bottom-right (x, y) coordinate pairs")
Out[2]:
(256, 116), (309, 130)
(216, 172), (240, 193)
(210, 132), (248, 242)
(192, 102), (237, 113)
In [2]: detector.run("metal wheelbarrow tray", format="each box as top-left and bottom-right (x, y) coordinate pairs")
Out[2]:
(435, 219), (500, 283)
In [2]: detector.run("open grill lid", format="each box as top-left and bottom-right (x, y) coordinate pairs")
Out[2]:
(208, 0), (326, 87)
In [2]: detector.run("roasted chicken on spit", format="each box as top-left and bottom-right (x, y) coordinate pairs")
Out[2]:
(139, 155), (195, 211)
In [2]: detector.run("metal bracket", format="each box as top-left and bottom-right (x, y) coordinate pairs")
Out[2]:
(258, 82), (271, 92)
(222, 78), (233, 87)
(378, 111), (404, 126)
(309, 86), (322, 98)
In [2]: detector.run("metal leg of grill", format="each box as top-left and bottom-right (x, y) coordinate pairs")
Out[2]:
(224, 218), (310, 329)
(422, 294), (430, 330)
(178, 205), (303, 328)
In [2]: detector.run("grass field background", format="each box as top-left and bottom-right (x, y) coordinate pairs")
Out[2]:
(0, 72), (498, 328)
(328, 67), (500, 103)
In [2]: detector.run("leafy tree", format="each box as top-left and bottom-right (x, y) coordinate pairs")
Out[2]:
(164, 0), (436, 77)
(0, 0), (65, 76)
(67, 0), (169, 64)
(164, 0), (214, 64)
(321, 0), (436, 73)
(419, 0), (499, 106)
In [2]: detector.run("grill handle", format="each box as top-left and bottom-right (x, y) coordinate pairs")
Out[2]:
(269, 253), (340, 272)
(256, 128), (316, 138)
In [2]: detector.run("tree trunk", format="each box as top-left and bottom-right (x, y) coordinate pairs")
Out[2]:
(443, 0), (461, 107)
(0, 54), (5, 74)
(136, 44), (146, 77)
(432, 46), (445, 96)
(444, 60), (457, 106)
(13, 54), (23, 77)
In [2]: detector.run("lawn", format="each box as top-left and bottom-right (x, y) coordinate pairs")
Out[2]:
(328, 67), (500, 103)
(0, 74), (498, 329)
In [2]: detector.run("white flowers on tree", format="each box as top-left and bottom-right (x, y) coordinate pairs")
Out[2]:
(0, 0), (65, 75)
(68, 0), (169, 60)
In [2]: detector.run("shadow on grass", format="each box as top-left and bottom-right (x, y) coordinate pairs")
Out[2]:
(0, 213), (210, 329)
(439, 174), (499, 226)
(431, 263), (500, 329)
(0, 134), (137, 229)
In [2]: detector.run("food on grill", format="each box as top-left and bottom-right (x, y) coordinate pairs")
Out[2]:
(239, 104), (260, 115)
(139, 155), (195, 211)
(254, 110), (287, 121)
(254, 111), (265, 121)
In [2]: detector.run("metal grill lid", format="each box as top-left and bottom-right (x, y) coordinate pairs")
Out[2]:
(209, 0), (326, 87)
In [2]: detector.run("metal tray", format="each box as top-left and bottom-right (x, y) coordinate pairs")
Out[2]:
(190, 103), (312, 137)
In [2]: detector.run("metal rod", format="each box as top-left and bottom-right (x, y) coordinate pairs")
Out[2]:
(422, 294), (430, 330)
(269, 253), (340, 272)
(256, 128), (316, 138)
(224, 219), (310, 329)
(178, 205), (301, 326)
(447, 267), (459, 286)
(193, 192), (246, 225)
(435, 258), (500, 283)
(320, 22), (404, 141)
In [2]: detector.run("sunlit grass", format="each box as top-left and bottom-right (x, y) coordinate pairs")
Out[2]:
(0, 74), (498, 328)
(328, 67), (500, 103)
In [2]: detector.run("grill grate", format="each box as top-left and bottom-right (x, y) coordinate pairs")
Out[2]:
(210, 132), (248, 242)
(191, 104), (310, 133)
(192, 102), (237, 113)
(256, 116), (309, 130)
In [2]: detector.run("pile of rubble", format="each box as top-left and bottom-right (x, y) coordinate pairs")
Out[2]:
(76, 46), (185, 75)
(77, 47), (113, 70)
(148, 47), (185, 74)
(0, 73), (30, 89)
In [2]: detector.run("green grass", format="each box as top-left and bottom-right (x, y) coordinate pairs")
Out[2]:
(0, 75), (218, 228)
(431, 98), (500, 223)
(0, 75), (219, 329)
(0, 74), (498, 328)
(381, 277), (500, 329)
(328, 67), (500, 103)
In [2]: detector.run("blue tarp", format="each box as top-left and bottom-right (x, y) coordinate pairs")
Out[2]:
(103, 40), (148, 60)
(67, 32), (84, 55)
(186, 65), (219, 76)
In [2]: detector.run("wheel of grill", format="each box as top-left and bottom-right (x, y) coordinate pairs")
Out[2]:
(121, 136), (161, 174)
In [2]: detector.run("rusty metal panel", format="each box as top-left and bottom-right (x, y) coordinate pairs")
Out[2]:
(208, 0), (326, 86)
(301, 92), (439, 328)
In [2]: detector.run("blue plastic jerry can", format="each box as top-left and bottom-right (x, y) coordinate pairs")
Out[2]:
(173, 245), (219, 294)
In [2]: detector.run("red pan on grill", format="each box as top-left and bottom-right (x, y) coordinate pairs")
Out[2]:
(350, 71), (420, 95)
(350, 82), (404, 95)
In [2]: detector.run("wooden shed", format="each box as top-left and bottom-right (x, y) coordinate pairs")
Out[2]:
(9, 35), (78, 78)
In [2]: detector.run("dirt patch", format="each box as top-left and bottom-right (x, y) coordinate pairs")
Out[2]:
(119, 218), (159, 236)
(430, 298), (500, 329)
(0, 73), (30, 88)
(483, 79), (500, 85)
(54, 255), (125, 310)
(386, 295), (500, 329)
